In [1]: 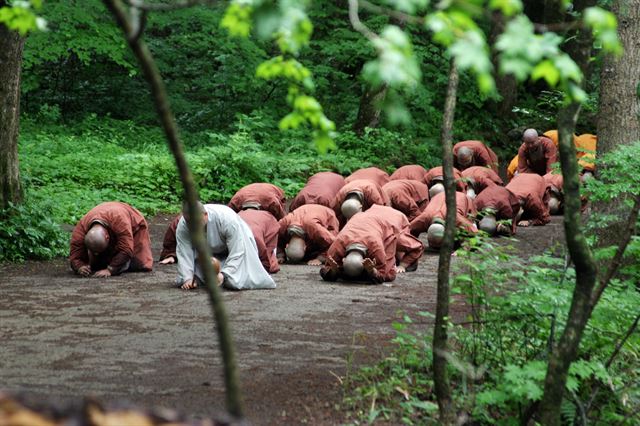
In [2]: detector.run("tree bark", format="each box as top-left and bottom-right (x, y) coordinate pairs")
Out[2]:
(433, 60), (458, 426)
(489, 11), (518, 118)
(102, 0), (244, 420)
(597, 0), (640, 155)
(352, 83), (387, 135)
(0, 3), (25, 209)
(594, 0), (639, 248)
(537, 1), (598, 423)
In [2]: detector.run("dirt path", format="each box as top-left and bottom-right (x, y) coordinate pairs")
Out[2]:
(0, 215), (565, 424)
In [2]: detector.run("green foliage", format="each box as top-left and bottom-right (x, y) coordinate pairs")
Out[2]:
(0, 200), (67, 262)
(18, 115), (439, 226)
(0, 0), (43, 35)
(345, 231), (640, 423)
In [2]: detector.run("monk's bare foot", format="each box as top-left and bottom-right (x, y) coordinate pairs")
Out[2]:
(518, 220), (531, 227)
(217, 273), (224, 286)
(396, 265), (406, 274)
(159, 256), (175, 265)
(181, 279), (198, 290)
(93, 269), (111, 278)
(307, 258), (322, 266)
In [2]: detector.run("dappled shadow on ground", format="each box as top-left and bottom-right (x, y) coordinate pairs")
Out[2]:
(0, 215), (564, 424)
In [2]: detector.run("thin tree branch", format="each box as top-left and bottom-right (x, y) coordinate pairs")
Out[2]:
(591, 194), (640, 308)
(348, 0), (378, 41)
(124, 0), (217, 11)
(102, 0), (244, 419)
(359, 0), (425, 26)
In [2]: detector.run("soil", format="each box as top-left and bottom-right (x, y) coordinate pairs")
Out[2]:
(0, 214), (565, 425)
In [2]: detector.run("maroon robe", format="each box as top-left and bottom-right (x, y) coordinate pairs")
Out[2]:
(159, 214), (182, 261)
(453, 140), (499, 172)
(289, 172), (346, 211)
(461, 166), (504, 194)
(228, 183), (286, 220)
(238, 209), (280, 274)
(410, 191), (477, 236)
(517, 136), (557, 176)
(321, 207), (423, 283)
(69, 202), (153, 274)
(505, 173), (550, 226)
(332, 179), (390, 225)
(474, 184), (521, 234)
(382, 180), (430, 221)
(345, 167), (390, 187)
(389, 165), (428, 184)
(278, 204), (339, 260)
(424, 166), (467, 192)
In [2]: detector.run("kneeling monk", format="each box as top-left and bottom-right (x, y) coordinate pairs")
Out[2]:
(70, 201), (153, 278)
(382, 179), (430, 221)
(320, 206), (423, 283)
(228, 182), (286, 220)
(289, 172), (345, 211)
(239, 209), (280, 274)
(505, 173), (551, 227)
(474, 184), (521, 236)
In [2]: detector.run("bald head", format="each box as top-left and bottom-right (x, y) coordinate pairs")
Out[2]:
(85, 224), (109, 254)
(427, 222), (445, 249)
(523, 128), (540, 149)
(548, 195), (561, 215)
(341, 197), (363, 220)
(343, 250), (364, 277)
(285, 235), (306, 263)
(429, 182), (445, 198)
(456, 146), (474, 168)
(478, 214), (497, 235)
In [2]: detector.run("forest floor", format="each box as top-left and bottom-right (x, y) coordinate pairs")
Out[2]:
(0, 214), (565, 425)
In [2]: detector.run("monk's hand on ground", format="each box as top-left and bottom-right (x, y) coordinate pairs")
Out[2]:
(307, 258), (322, 266)
(77, 265), (91, 277)
(363, 258), (376, 274)
(396, 264), (407, 274)
(181, 279), (198, 290)
(496, 223), (510, 235)
(277, 254), (286, 264)
(93, 269), (111, 278)
(518, 220), (531, 227)
(217, 273), (224, 286)
(325, 256), (339, 272)
(159, 256), (175, 265)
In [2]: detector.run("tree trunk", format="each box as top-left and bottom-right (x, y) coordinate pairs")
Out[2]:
(489, 11), (518, 119)
(352, 83), (387, 135)
(537, 1), (598, 423)
(597, 0), (640, 155)
(103, 0), (244, 420)
(0, 6), (25, 210)
(595, 0), (640, 248)
(433, 60), (458, 426)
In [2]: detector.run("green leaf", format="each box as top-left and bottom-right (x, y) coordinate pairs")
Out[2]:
(531, 59), (560, 87)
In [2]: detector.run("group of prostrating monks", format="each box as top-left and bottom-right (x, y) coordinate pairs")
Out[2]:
(69, 128), (596, 289)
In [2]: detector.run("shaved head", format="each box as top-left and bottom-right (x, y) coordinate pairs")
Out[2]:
(548, 195), (561, 214)
(429, 182), (445, 198)
(285, 235), (306, 263)
(457, 146), (474, 167)
(523, 129), (540, 149)
(343, 251), (364, 277)
(427, 222), (445, 249)
(341, 197), (363, 220)
(478, 214), (497, 235)
(85, 224), (109, 254)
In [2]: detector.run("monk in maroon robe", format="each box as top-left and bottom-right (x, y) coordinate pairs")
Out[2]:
(289, 172), (346, 211)
(453, 140), (499, 172)
(424, 166), (467, 194)
(159, 214), (182, 264)
(410, 192), (477, 248)
(517, 129), (557, 176)
(543, 172), (564, 215)
(238, 209), (280, 274)
(320, 206), (423, 283)
(389, 165), (428, 184)
(382, 179), (430, 221)
(228, 183), (286, 220)
(461, 166), (504, 199)
(505, 173), (551, 226)
(278, 204), (340, 265)
(345, 167), (390, 187)
(69, 202), (153, 277)
(332, 179), (390, 225)
(474, 183), (521, 235)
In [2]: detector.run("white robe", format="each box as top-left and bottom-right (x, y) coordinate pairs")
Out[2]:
(176, 204), (276, 290)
